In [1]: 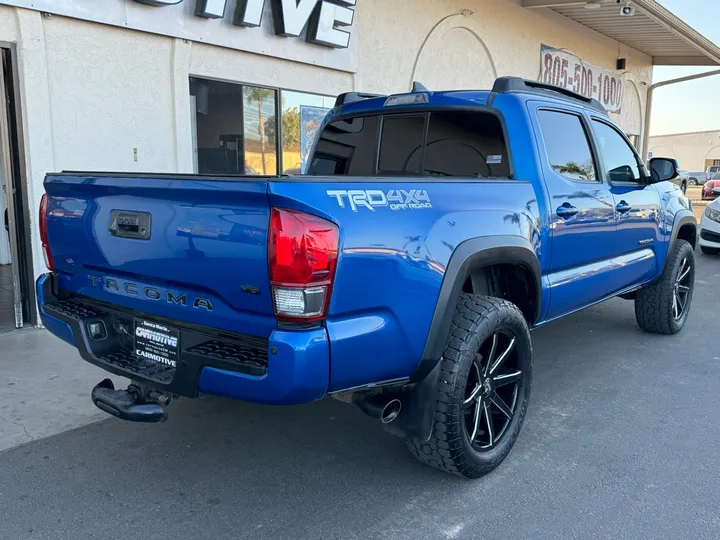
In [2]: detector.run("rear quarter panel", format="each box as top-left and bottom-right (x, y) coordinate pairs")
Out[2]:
(269, 179), (542, 391)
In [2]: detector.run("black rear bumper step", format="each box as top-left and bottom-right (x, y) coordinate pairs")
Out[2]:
(91, 379), (167, 423)
(40, 279), (269, 397)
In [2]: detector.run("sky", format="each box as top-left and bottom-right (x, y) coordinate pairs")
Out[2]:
(651, 0), (720, 135)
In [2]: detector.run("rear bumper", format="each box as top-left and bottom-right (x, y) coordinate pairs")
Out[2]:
(37, 274), (329, 405)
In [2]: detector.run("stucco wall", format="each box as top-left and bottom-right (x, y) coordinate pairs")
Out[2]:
(0, 0), (653, 293)
(649, 131), (720, 171)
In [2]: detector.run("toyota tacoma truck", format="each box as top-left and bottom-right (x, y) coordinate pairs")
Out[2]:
(37, 77), (697, 478)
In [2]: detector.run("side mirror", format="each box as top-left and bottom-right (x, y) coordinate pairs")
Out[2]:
(649, 157), (679, 183)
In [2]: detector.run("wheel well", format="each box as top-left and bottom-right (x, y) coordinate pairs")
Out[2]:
(462, 263), (537, 323)
(677, 223), (697, 248)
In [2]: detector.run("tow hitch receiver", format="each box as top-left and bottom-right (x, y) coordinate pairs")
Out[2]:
(91, 379), (170, 423)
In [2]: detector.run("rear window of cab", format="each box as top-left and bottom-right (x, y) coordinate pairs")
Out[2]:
(307, 111), (511, 178)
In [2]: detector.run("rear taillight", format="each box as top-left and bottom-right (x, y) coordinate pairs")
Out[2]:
(39, 193), (55, 271)
(268, 208), (339, 322)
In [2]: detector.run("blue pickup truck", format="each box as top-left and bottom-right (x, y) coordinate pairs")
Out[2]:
(37, 77), (696, 478)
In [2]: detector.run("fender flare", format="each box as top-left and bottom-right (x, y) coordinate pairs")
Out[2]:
(412, 235), (541, 382)
(664, 210), (697, 269)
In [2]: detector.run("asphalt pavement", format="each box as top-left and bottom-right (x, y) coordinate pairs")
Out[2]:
(2, 249), (720, 540)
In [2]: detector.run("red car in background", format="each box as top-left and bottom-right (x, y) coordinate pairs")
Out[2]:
(703, 172), (720, 200)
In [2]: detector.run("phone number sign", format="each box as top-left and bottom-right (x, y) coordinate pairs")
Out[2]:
(540, 45), (624, 113)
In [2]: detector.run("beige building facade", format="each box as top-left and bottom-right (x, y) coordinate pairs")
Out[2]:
(648, 130), (720, 172)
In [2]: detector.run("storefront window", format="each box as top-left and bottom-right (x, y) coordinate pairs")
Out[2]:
(279, 91), (334, 174)
(243, 86), (277, 175)
(189, 77), (278, 175)
(189, 78), (334, 176)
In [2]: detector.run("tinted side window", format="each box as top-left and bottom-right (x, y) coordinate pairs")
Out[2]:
(537, 110), (597, 182)
(378, 116), (425, 174)
(591, 120), (642, 183)
(308, 116), (380, 176)
(425, 111), (510, 177)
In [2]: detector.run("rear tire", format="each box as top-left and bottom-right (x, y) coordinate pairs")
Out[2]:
(635, 240), (695, 334)
(701, 246), (720, 255)
(406, 295), (532, 479)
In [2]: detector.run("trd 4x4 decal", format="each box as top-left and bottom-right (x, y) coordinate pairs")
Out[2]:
(326, 189), (432, 211)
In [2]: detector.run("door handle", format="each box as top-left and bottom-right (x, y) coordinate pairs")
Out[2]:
(556, 203), (578, 219)
(616, 201), (632, 214)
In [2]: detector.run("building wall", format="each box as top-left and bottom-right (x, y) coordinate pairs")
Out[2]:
(0, 0), (653, 289)
(648, 130), (720, 171)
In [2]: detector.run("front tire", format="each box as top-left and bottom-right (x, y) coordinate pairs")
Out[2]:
(701, 246), (720, 255)
(635, 240), (695, 334)
(406, 295), (532, 478)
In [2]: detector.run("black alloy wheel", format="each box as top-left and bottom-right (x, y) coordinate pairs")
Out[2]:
(635, 239), (695, 334)
(406, 295), (532, 478)
(463, 331), (521, 450)
(672, 255), (692, 321)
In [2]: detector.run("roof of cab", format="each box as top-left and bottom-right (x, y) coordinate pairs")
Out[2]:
(333, 76), (608, 118)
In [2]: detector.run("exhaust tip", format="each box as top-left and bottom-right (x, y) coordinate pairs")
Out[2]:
(380, 399), (402, 424)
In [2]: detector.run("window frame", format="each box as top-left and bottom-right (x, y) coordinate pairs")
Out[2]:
(589, 116), (649, 187)
(310, 105), (515, 180)
(535, 107), (601, 185)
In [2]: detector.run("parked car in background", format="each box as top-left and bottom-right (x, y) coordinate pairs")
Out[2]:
(702, 172), (720, 200)
(699, 197), (720, 255)
(674, 170), (690, 194)
(688, 171), (705, 186)
(706, 165), (720, 182)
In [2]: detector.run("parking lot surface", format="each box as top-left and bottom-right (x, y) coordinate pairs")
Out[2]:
(1, 249), (719, 540)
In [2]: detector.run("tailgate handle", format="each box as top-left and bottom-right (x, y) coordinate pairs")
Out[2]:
(109, 211), (151, 240)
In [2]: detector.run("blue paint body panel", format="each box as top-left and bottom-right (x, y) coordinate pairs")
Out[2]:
(38, 86), (693, 405)
(199, 328), (330, 405)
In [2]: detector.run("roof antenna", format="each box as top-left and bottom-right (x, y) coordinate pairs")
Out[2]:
(411, 81), (429, 93)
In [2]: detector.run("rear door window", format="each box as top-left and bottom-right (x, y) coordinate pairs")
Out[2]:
(537, 110), (597, 182)
(307, 110), (510, 178)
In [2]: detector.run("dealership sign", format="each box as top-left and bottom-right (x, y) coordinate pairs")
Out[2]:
(135, 0), (356, 48)
(0, 0), (358, 72)
(540, 45), (624, 113)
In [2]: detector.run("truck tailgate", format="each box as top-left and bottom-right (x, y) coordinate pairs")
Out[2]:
(44, 174), (276, 337)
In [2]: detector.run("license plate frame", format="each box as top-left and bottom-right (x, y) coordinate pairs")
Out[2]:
(133, 319), (180, 368)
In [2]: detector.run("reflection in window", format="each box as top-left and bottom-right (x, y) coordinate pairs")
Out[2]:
(592, 120), (642, 184)
(243, 86), (277, 175)
(308, 116), (380, 176)
(278, 91), (334, 175)
(537, 110), (597, 182)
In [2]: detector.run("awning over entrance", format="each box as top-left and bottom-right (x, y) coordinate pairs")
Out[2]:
(523, 0), (720, 66)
